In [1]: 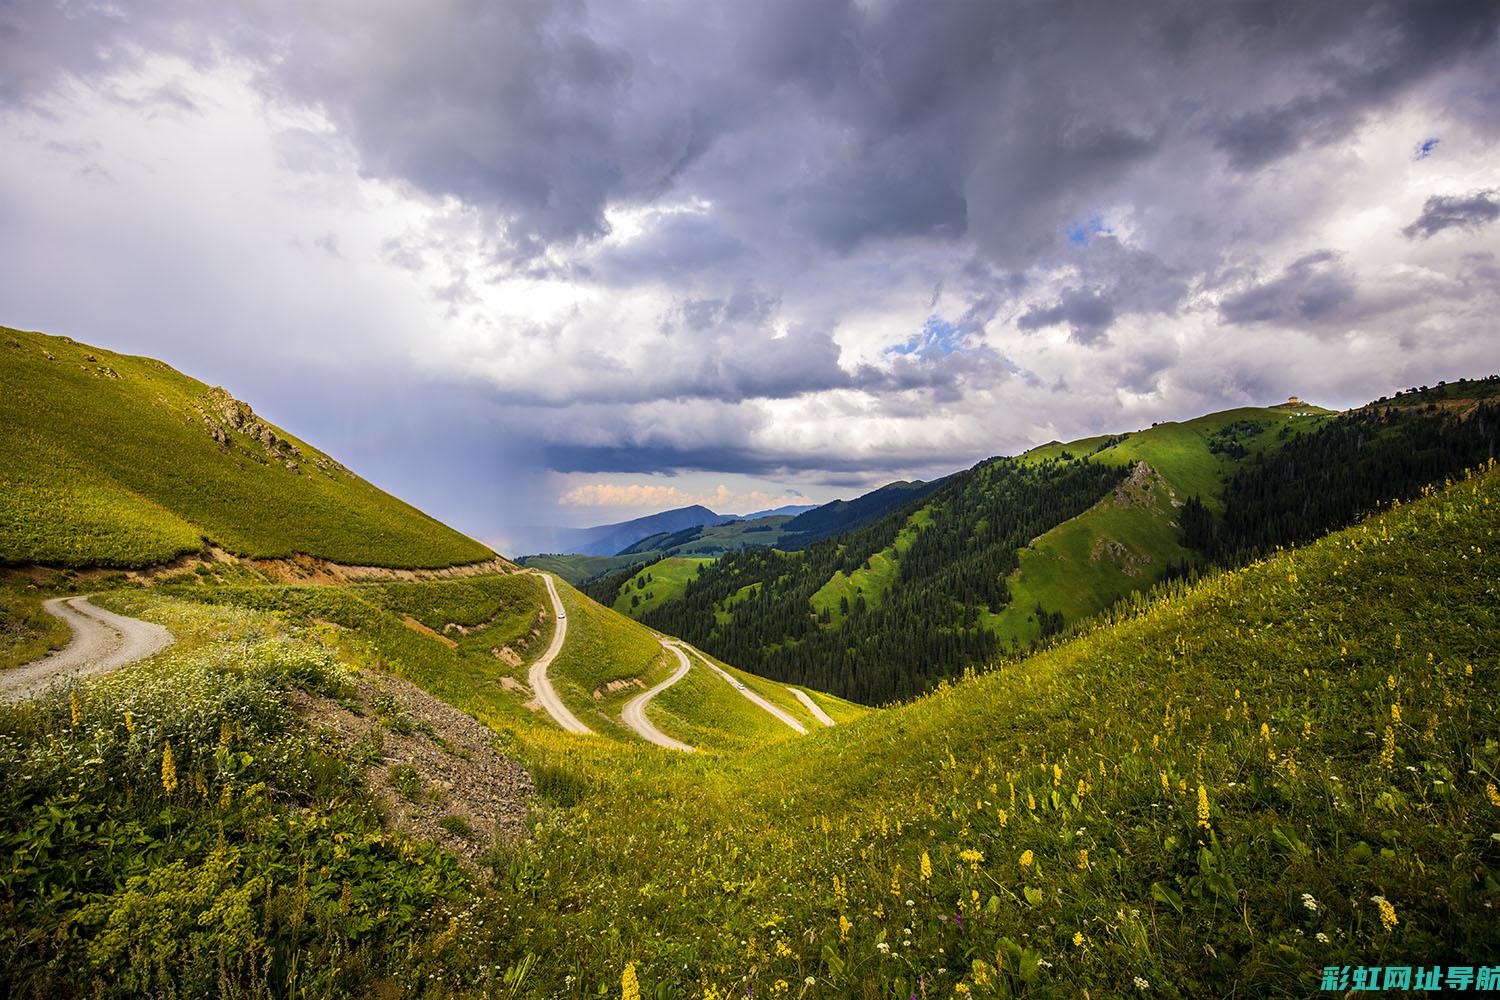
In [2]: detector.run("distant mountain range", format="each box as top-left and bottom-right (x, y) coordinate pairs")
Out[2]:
(509, 502), (818, 559)
(511, 480), (953, 568)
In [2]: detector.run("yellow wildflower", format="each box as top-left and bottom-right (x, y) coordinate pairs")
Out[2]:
(1077, 849), (1089, 870)
(839, 915), (851, 942)
(1073, 931), (1085, 947)
(220, 721), (233, 746)
(622, 961), (640, 1000)
(70, 691), (81, 728)
(1391, 703), (1401, 724)
(1379, 727), (1396, 769)
(161, 741), (178, 793)
(959, 849), (984, 868)
(1160, 771), (1169, 794)
(1387, 673), (1396, 691)
(1019, 850), (1034, 869)
(1486, 783), (1500, 808)
(1027, 791), (1036, 811)
(124, 710), (135, 735)
(1196, 784), (1210, 830)
(891, 871), (901, 895)
(1053, 763), (1063, 786)
(997, 808), (1008, 827)
(920, 851), (932, 882)
(1373, 896), (1398, 932)
(1260, 722), (1270, 742)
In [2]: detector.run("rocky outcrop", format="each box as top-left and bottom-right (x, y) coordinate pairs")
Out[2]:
(1088, 536), (1151, 577)
(1111, 461), (1173, 509)
(195, 386), (348, 477)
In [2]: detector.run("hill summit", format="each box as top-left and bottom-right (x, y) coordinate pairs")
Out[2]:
(0, 326), (494, 569)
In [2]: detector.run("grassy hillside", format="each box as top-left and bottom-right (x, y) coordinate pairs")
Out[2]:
(986, 404), (1332, 647)
(0, 326), (492, 568)
(611, 556), (715, 617)
(640, 391), (1495, 693)
(0, 584), (72, 669)
(453, 459), (1500, 996)
(809, 506), (933, 627)
(4, 460), (1494, 997)
(516, 551), (648, 585)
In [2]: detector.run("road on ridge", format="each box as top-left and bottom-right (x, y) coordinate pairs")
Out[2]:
(788, 687), (836, 726)
(670, 641), (808, 734)
(620, 641), (695, 752)
(1, 596), (174, 700)
(526, 573), (593, 735)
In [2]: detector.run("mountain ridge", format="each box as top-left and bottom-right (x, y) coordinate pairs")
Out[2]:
(0, 326), (494, 570)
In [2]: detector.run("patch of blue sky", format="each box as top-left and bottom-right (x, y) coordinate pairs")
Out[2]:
(1065, 213), (1112, 245)
(886, 316), (969, 359)
(1414, 136), (1440, 159)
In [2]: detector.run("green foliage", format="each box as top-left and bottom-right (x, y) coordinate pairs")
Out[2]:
(7, 465), (1496, 998)
(0, 585), (72, 669)
(517, 552), (650, 585)
(0, 326), (491, 568)
(409, 462), (1499, 998)
(808, 505), (932, 626)
(643, 456), (1126, 703)
(0, 597), (467, 998)
(389, 763), (424, 801)
(609, 556), (715, 619)
(1183, 397), (1499, 562)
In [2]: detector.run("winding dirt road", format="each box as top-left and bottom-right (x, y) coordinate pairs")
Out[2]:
(620, 642), (695, 752)
(1, 596), (173, 700)
(527, 573), (593, 735)
(788, 686), (836, 726)
(671, 642), (808, 734)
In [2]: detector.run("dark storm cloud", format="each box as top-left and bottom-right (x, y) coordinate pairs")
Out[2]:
(1211, 0), (1500, 170)
(1218, 251), (1358, 327)
(591, 213), (747, 282)
(1402, 190), (1500, 239)
(11, 0), (1495, 268)
(1017, 289), (1117, 345)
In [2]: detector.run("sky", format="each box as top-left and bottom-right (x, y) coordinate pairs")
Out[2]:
(2, 0), (1498, 554)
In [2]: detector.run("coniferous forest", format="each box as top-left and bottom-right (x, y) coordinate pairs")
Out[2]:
(641, 457), (1126, 703)
(1182, 387), (1498, 563)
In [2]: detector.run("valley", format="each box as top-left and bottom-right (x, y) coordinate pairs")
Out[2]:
(1, 328), (1496, 998)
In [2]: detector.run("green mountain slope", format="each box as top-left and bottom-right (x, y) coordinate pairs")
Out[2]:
(444, 457), (1500, 996)
(5, 424), (1493, 997)
(515, 551), (648, 585)
(609, 556), (714, 616)
(637, 388), (1495, 700)
(987, 402), (1334, 647)
(0, 326), (492, 568)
